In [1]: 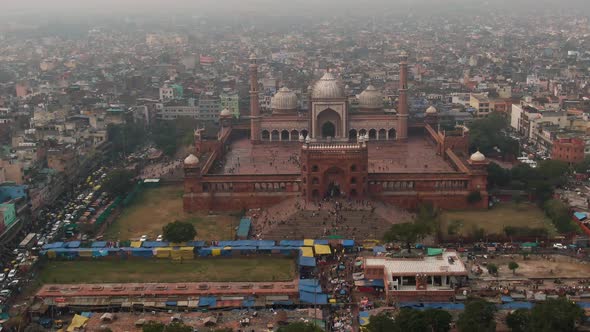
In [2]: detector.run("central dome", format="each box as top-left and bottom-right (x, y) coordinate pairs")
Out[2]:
(271, 87), (298, 112)
(358, 85), (383, 110)
(311, 72), (345, 99)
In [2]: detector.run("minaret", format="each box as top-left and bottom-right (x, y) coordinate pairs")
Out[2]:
(397, 51), (409, 140)
(249, 53), (261, 142)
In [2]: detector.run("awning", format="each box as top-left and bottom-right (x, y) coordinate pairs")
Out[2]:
(314, 244), (331, 255)
(298, 256), (316, 267)
(303, 239), (314, 246)
(300, 247), (314, 257)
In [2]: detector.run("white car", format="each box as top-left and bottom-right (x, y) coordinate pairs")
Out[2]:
(553, 243), (565, 249)
(0, 274), (6, 282)
(140, 235), (148, 242)
(156, 235), (163, 242)
(7, 269), (17, 279)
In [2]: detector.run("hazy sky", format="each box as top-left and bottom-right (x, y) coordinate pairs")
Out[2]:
(3, 0), (589, 16)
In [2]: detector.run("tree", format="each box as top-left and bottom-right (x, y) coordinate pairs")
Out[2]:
(383, 222), (429, 252)
(506, 308), (531, 332)
(142, 321), (165, 332)
(486, 263), (498, 276)
(277, 322), (324, 332)
(529, 298), (584, 332)
(423, 308), (452, 332)
(469, 112), (518, 157)
(543, 199), (577, 234)
(163, 221), (196, 243)
(103, 169), (135, 196)
(366, 313), (399, 332)
(508, 261), (519, 275)
(457, 299), (496, 332)
(107, 122), (146, 159)
(486, 162), (511, 188)
(165, 322), (193, 332)
(467, 191), (482, 204)
(395, 308), (428, 332)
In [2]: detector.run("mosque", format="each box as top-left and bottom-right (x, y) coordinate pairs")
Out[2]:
(183, 52), (489, 212)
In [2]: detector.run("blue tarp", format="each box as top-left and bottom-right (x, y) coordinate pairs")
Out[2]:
(166, 301), (177, 306)
(314, 239), (329, 245)
(299, 279), (320, 286)
(141, 241), (168, 248)
(342, 240), (355, 247)
(242, 298), (255, 307)
(186, 241), (206, 247)
(500, 302), (534, 310)
(273, 300), (294, 305)
(64, 241), (81, 248)
(279, 240), (304, 247)
(371, 279), (385, 288)
(299, 284), (323, 293)
(298, 256), (317, 267)
(43, 242), (64, 249)
(299, 291), (328, 305)
(373, 246), (386, 253)
(399, 302), (465, 310)
(575, 212), (587, 221)
(80, 312), (92, 318)
(91, 241), (107, 248)
(129, 248), (153, 257)
(237, 218), (252, 238)
(217, 240), (275, 247)
(198, 297), (217, 307)
(501, 296), (514, 303)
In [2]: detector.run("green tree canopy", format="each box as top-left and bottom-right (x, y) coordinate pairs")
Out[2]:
(508, 261), (519, 275)
(543, 199), (577, 234)
(165, 322), (193, 332)
(506, 308), (531, 332)
(107, 122), (146, 158)
(142, 321), (165, 332)
(276, 322), (324, 332)
(395, 308), (451, 332)
(468, 112), (518, 157)
(457, 299), (496, 332)
(163, 221), (197, 243)
(366, 313), (398, 332)
(151, 118), (201, 156)
(529, 298), (584, 332)
(487, 263), (498, 276)
(102, 169), (135, 196)
(486, 162), (511, 188)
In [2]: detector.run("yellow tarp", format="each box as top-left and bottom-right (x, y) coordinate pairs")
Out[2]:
(130, 241), (142, 248)
(155, 247), (171, 258)
(300, 247), (314, 257)
(212, 248), (221, 256)
(47, 250), (56, 259)
(314, 244), (331, 255)
(180, 246), (194, 251)
(78, 251), (92, 257)
(169, 242), (185, 247)
(303, 239), (314, 246)
(329, 298), (337, 304)
(67, 314), (88, 331)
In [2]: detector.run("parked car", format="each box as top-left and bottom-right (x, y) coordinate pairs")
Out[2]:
(7, 269), (17, 279)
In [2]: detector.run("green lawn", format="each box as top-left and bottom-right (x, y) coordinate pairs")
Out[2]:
(440, 203), (556, 238)
(104, 185), (239, 241)
(39, 258), (295, 284)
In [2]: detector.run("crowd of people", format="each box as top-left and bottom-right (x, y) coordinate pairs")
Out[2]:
(139, 158), (183, 179)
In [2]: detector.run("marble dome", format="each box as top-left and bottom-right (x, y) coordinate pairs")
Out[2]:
(311, 72), (345, 99)
(358, 85), (384, 109)
(271, 87), (298, 111)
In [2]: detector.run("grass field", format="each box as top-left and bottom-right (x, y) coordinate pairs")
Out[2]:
(38, 258), (295, 284)
(440, 203), (556, 238)
(104, 185), (240, 241)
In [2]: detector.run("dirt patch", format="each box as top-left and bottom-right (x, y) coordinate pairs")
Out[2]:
(475, 254), (590, 279)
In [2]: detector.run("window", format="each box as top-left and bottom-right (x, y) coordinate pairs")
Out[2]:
(350, 165), (357, 172)
(312, 177), (319, 185)
(351, 177), (357, 184)
(312, 165), (319, 172)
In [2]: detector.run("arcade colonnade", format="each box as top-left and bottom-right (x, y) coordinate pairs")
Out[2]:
(259, 128), (397, 141)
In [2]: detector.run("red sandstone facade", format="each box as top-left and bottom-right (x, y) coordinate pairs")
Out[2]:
(551, 138), (585, 164)
(183, 52), (489, 212)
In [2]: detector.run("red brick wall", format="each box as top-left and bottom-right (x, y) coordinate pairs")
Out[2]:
(551, 138), (585, 164)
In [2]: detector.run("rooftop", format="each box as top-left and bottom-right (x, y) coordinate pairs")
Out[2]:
(365, 250), (467, 276)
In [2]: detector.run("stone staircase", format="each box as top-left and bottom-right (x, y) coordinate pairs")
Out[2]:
(252, 198), (413, 240)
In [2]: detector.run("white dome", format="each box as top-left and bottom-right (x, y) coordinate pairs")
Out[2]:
(358, 85), (383, 109)
(470, 150), (486, 162)
(426, 106), (438, 114)
(311, 72), (345, 99)
(184, 154), (200, 165)
(271, 87), (298, 111)
(220, 108), (232, 117)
